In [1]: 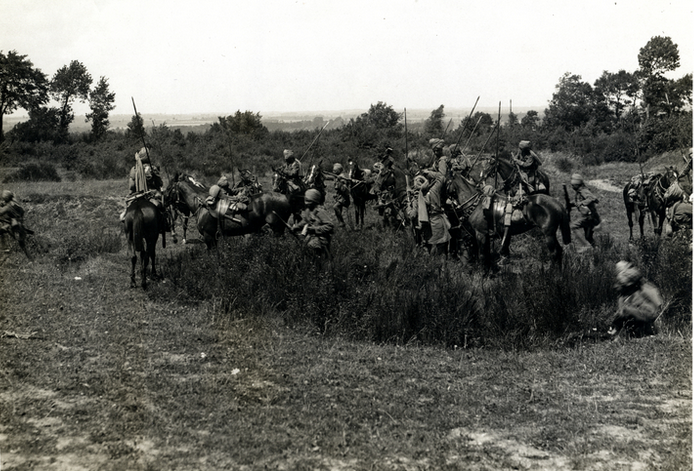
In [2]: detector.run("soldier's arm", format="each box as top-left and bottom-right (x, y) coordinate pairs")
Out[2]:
(309, 209), (334, 235)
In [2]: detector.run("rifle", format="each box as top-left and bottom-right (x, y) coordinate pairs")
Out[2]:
(272, 211), (303, 243)
(563, 184), (572, 221)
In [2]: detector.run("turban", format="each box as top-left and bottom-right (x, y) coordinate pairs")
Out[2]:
(304, 189), (322, 204)
(283, 149), (294, 159)
(571, 173), (583, 185)
(217, 176), (229, 187)
(429, 138), (445, 150)
(615, 261), (641, 286)
(2, 190), (14, 202)
(518, 140), (531, 150)
(135, 147), (150, 163)
(333, 163), (344, 174)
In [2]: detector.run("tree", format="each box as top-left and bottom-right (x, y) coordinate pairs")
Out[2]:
(638, 36), (680, 77)
(520, 110), (540, 131)
(594, 70), (639, 122)
(215, 110), (268, 139)
(86, 76), (115, 140)
(50, 60), (92, 141)
(543, 73), (600, 132)
(424, 105), (445, 138)
(361, 101), (401, 130)
(0, 50), (49, 141)
(7, 106), (60, 143)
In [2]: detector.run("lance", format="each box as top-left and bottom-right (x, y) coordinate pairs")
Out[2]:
(453, 96), (480, 152)
(440, 118), (453, 140)
(494, 101), (501, 188)
(404, 108), (409, 160)
(131, 97), (151, 162)
(466, 121), (500, 178)
(272, 211), (303, 244)
(302, 121), (330, 166)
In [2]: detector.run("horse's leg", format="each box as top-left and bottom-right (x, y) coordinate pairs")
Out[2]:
(626, 205), (635, 240)
(150, 241), (157, 280)
(637, 207), (645, 238)
(141, 249), (148, 289)
(130, 253), (137, 288)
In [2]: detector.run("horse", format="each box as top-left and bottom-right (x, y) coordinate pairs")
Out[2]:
(480, 154), (551, 195)
(447, 172), (571, 266)
(123, 197), (162, 289)
(347, 160), (376, 230)
(304, 161), (327, 204)
(165, 173), (292, 249)
(372, 164), (410, 230)
(623, 167), (679, 239)
(272, 169), (307, 224)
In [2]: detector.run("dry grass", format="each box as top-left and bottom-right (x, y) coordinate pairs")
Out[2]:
(0, 157), (690, 470)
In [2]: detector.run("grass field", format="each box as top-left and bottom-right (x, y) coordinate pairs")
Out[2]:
(0, 152), (691, 470)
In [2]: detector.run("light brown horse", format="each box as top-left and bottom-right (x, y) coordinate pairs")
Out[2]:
(447, 172), (571, 266)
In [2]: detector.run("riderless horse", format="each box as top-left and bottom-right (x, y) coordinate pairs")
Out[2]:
(447, 172), (571, 266)
(165, 173), (292, 249)
(623, 167), (679, 239)
(124, 196), (163, 288)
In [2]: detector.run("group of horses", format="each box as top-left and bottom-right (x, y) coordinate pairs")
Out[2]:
(123, 152), (692, 288)
(622, 164), (691, 240)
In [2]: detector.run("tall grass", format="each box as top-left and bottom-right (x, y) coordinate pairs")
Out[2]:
(149, 225), (691, 350)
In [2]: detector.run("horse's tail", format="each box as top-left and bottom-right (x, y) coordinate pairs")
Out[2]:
(560, 206), (572, 245)
(131, 207), (145, 253)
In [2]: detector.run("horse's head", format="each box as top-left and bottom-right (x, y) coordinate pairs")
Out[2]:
(447, 172), (483, 206)
(347, 160), (364, 181)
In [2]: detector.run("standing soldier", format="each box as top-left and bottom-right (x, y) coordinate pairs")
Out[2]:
(331, 163), (351, 229)
(569, 173), (600, 253)
(293, 189), (334, 260)
(413, 169), (451, 255)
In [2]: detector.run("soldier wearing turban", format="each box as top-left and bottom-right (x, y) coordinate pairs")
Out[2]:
(292, 189), (334, 259)
(568, 173), (600, 253)
(609, 261), (662, 338)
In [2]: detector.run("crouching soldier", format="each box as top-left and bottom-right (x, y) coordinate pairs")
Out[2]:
(609, 261), (663, 338)
(292, 189), (334, 260)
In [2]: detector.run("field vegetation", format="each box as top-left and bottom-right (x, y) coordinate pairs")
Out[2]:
(0, 147), (691, 469)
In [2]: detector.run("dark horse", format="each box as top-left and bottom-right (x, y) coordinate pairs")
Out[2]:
(347, 160), (376, 230)
(623, 167), (679, 239)
(165, 173), (292, 249)
(372, 164), (409, 229)
(124, 197), (163, 289)
(447, 172), (571, 265)
(480, 154), (550, 195)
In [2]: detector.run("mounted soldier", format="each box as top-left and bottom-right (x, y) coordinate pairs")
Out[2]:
(206, 175), (249, 224)
(428, 138), (449, 175)
(121, 146), (170, 234)
(512, 140), (545, 194)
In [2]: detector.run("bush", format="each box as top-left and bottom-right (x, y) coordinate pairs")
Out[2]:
(2, 161), (61, 182)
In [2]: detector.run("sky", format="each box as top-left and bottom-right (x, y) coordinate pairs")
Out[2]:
(2, 0), (692, 118)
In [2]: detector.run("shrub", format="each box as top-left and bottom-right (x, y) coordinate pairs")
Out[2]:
(2, 161), (61, 182)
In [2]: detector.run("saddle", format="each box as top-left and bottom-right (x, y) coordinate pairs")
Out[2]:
(206, 197), (246, 223)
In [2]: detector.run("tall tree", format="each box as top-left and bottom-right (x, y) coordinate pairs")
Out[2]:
(520, 110), (540, 131)
(50, 60), (92, 140)
(86, 76), (115, 140)
(637, 36), (684, 118)
(543, 73), (598, 132)
(424, 104), (445, 138)
(0, 50), (49, 141)
(594, 70), (639, 122)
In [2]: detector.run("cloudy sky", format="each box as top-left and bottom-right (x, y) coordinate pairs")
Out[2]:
(2, 0), (692, 117)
